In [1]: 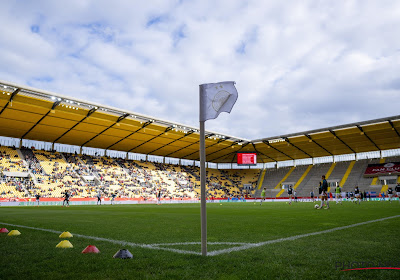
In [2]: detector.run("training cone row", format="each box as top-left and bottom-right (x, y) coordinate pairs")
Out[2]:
(3, 229), (131, 258)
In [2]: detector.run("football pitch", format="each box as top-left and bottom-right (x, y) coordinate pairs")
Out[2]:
(1, 202), (399, 279)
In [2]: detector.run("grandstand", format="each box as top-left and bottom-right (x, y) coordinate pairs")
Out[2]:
(0, 80), (400, 202)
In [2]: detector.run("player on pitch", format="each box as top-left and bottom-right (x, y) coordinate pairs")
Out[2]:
(287, 185), (294, 205)
(395, 183), (400, 203)
(318, 175), (329, 209)
(354, 186), (361, 205)
(62, 190), (70, 207)
(35, 193), (40, 207)
(260, 187), (266, 205)
(157, 188), (162, 205)
(335, 185), (342, 205)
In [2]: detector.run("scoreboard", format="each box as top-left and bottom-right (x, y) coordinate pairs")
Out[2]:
(237, 152), (257, 165)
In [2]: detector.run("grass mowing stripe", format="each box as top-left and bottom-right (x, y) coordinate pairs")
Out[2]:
(2, 214), (399, 257)
(0, 221), (201, 255)
(208, 214), (400, 256)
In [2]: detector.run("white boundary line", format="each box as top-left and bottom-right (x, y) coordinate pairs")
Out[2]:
(1, 214), (399, 256)
(151, 242), (249, 246)
(208, 214), (400, 256)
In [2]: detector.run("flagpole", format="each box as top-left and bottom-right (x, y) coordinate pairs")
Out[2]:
(200, 111), (207, 256)
(199, 81), (238, 256)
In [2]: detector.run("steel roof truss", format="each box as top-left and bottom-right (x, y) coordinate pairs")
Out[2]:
(305, 134), (333, 156)
(329, 130), (356, 154)
(262, 140), (294, 160)
(356, 125), (380, 151)
(0, 88), (21, 116)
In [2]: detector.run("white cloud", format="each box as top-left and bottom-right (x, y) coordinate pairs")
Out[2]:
(0, 0), (400, 140)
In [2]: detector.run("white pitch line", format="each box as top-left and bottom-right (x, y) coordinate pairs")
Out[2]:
(1, 214), (399, 257)
(207, 214), (400, 256)
(151, 242), (249, 246)
(0, 222), (200, 255)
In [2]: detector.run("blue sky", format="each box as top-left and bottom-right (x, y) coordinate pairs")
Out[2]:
(1, 0), (400, 140)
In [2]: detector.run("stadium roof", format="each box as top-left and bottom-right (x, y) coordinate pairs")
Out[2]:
(0, 80), (399, 163)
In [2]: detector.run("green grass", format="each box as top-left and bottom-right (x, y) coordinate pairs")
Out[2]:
(0, 201), (399, 279)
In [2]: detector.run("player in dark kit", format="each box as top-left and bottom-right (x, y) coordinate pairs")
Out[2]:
(157, 189), (162, 205)
(62, 191), (70, 207)
(395, 183), (400, 203)
(35, 193), (40, 207)
(287, 185), (294, 205)
(318, 175), (329, 209)
(354, 186), (361, 205)
(97, 191), (102, 205)
(387, 187), (393, 203)
(110, 193), (117, 205)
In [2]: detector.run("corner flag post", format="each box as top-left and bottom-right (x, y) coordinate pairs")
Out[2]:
(199, 119), (207, 256)
(199, 81), (238, 257)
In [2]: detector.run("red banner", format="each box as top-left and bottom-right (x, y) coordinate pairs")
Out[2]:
(364, 162), (400, 177)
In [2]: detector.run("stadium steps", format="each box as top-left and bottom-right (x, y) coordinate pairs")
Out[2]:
(325, 162), (336, 192)
(20, 147), (45, 174)
(326, 162), (336, 179)
(339, 161), (356, 190)
(16, 148), (25, 162)
(276, 166), (309, 197)
(254, 166), (292, 197)
(275, 188), (285, 197)
(295, 163), (331, 197)
(257, 169), (266, 189)
(326, 161), (349, 184)
(341, 159), (382, 192)
(275, 167), (295, 189)
(294, 165), (312, 190)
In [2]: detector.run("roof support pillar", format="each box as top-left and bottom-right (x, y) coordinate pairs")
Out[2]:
(80, 147), (83, 155)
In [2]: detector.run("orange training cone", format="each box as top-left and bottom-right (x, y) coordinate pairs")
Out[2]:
(82, 245), (100, 254)
(0, 228), (9, 233)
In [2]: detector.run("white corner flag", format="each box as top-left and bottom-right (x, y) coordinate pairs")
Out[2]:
(199, 81), (238, 257)
(200, 81), (238, 122)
